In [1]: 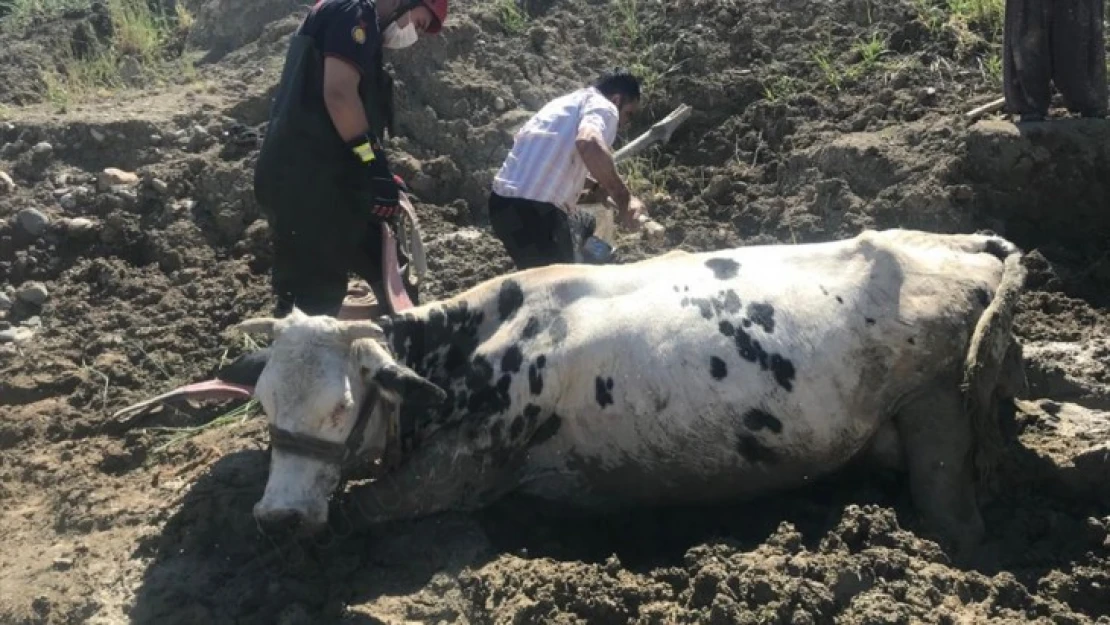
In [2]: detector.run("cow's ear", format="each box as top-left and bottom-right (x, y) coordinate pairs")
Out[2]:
(372, 364), (448, 410)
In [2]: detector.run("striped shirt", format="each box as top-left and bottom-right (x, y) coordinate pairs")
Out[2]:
(491, 86), (620, 212)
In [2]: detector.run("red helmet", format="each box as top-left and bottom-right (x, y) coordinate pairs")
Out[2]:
(419, 0), (447, 34)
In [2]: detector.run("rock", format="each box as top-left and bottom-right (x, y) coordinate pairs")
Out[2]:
(16, 282), (48, 307)
(0, 171), (14, 195)
(64, 217), (97, 236)
(150, 178), (169, 194)
(98, 167), (139, 191)
(51, 558), (73, 571)
(642, 219), (666, 243)
(493, 97), (506, 112)
(0, 327), (33, 344)
(0, 292), (11, 311)
(15, 208), (50, 237)
(31, 142), (53, 156)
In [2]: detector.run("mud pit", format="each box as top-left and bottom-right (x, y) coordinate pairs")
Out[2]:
(2, 0), (1110, 622)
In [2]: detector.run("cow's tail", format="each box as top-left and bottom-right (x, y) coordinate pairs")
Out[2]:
(961, 234), (1027, 488)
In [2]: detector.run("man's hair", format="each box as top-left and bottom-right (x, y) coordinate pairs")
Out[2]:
(593, 68), (641, 101)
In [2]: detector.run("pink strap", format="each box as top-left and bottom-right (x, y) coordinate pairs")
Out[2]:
(382, 222), (414, 313)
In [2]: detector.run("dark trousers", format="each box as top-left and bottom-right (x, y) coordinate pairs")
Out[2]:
(1003, 0), (1108, 117)
(264, 188), (419, 318)
(488, 192), (595, 270)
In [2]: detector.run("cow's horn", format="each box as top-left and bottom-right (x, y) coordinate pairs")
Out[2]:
(343, 319), (386, 342)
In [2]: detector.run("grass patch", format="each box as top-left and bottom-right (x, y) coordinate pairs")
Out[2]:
(147, 398), (261, 454)
(491, 0), (526, 34)
(619, 148), (669, 197)
(762, 75), (800, 104)
(6, 0), (196, 109)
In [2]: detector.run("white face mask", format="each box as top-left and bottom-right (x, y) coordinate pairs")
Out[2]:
(382, 20), (418, 49)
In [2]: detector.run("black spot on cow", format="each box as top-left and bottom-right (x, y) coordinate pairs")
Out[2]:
(498, 280), (524, 321)
(747, 302), (775, 333)
(736, 434), (778, 464)
(523, 316), (540, 340)
(689, 298), (713, 319)
(728, 324), (797, 392)
(743, 408), (783, 434)
(595, 376), (615, 408)
(720, 290), (742, 314)
(528, 364), (544, 396)
(705, 257), (740, 280)
(510, 415), (525, 439)
(907, 337), (916, 345)
(673, 285), (681, 292)
(501, 345), (524, 374)
(536, 355), (547, 369)
(741, 319), (752, 329)
(865, 317), (876, 325)
(464, 356), (513, 417)
(710, 356), (728, 380)
(835, 296), (844, 304)
(973, 287), (990, 307)
(770, 355), (796, 392)
(530, 413), (562, 447)
(524, 404), (542, 419)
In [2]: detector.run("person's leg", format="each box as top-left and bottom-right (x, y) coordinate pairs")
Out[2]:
(1051, 0), (1108, 116)
(266, 191), (350, 317)
(488, 193), (555, 270)
(1003, 0), (1053, 120)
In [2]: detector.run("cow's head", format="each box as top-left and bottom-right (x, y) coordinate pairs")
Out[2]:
(235, 308), (447, 533)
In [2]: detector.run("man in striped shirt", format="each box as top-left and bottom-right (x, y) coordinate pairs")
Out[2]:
(488, 69), (646, 269)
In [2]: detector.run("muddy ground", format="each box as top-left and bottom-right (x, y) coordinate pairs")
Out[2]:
(2, 0), (1110, 622)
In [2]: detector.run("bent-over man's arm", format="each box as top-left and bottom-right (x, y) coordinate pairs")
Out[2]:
(575, 121), (630, 211)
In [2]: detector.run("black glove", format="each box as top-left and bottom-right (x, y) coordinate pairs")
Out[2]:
(346, 132), (400, 219)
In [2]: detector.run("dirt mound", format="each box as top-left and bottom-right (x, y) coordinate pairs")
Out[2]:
(2, 0), (1110, 622)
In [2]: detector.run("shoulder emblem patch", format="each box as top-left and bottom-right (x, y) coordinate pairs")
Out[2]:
(351, 25), (366, 44)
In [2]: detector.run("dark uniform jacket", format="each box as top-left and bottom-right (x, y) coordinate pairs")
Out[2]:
(254, 0), (395, 208)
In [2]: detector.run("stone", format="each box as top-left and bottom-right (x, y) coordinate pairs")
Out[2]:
(16, 282), (48, 307)
(51, 558), (73, 571)
(64, 217), (97, 236)
(150, 178), (169, 194)
(16, 208), (50, 237)
(0, 292), (11, 311)
(59, 193), (78, 210)
(31, 142), (53, 155)
(98, 167), (139, 191)
(0, 327), (33, 344)
(0, 171), (14, 195)
(642, 219), (666, 243)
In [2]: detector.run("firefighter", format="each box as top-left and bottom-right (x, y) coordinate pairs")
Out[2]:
(253, 0), (448, 317)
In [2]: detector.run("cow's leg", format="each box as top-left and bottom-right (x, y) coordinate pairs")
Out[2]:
(340, 428), (521, 527)
(894, 381), (985, 557)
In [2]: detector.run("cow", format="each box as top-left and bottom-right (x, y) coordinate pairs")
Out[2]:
(195, 228), (1030, 556)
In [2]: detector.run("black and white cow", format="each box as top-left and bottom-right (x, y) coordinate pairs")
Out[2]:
(220, 228), (1027, 554)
